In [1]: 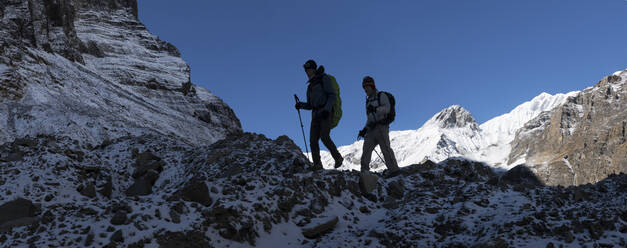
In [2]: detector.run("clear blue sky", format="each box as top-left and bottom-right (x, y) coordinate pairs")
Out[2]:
(138, 0), (627, 151)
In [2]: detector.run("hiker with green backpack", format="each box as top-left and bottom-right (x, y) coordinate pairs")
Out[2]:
(295, 59), (343, 170)
(358, 76), (401, 178)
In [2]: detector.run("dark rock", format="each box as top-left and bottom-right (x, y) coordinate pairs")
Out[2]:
(500, 164), (542, 186)
(359, 172), (378, 194)
(553, 224), (574, 243)
(386, 180), (405, 199)
(40, 210), (55, 225)
(426, 208), (439, 214)
(79, 183), (97, 198)
(2, 152), (24, 162)
(125, 179), (152, 196)
(171, 202), (187, 214)
(382, 198), (400, 209)
(588, 222), (604, 240)
(180, 180), (212, 206)
(110, 230), (123, 243)
(359, 206), (371, 214)
(13, 137), (37, 147)
(572, 188), (589, 202)
(64, 149), (84, 162)
(434, 220), (464, 236)
(169, 209), (180, 224)
(44, 194), (54, 202)
(0, 198), (39, 226)
(98, 178), (113, 198)
(110, 211), (127, 225)
(135, 151), (160, 166)
(302, 216), (339, 239)
(84, 232), (95, 246)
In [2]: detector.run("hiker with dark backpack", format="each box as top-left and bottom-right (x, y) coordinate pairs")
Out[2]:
(295, 59), (343, 170)
(358, 76), (401, 178)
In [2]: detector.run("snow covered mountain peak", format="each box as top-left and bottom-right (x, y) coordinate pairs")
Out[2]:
(425, 105), (479, 130)
(321, 91), (579, 171)
(479, 91), (578, 149)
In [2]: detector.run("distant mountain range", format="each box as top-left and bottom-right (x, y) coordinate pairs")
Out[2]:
(322, 71), (626, 186)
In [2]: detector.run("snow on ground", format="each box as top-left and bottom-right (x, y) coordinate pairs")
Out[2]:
(2, 133), (624, 247)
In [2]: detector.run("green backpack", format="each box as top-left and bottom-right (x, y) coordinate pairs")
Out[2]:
(327, 75), (342, 129)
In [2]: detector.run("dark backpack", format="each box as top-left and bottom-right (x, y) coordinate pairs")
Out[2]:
(377, 91), (395, 124)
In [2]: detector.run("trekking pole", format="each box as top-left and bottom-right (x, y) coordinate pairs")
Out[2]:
(357, 136), (385, 164)
(374, 147), (385, 164)
(294, 94), (310, 162)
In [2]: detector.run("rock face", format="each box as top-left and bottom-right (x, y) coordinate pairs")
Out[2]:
(0, 0), (241, 146)
(509, 71), (627, 185)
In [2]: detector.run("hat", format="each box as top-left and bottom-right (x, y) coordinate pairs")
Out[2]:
(303, 59), (317, 70)
(362, 76), (376, 89)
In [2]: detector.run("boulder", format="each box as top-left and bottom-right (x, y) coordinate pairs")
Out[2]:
(500, 164), (542, 186)
(302, 216), (339, 239)
(359, 172), (378, 194)
(180, 180), (212, 206)
(0, 198), (39, 226)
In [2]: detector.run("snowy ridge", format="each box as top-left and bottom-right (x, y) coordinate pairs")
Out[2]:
(321, 91), (577, 171)
(476, 91), (578, 166)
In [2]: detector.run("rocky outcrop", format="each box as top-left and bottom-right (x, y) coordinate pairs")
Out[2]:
(0, 0), (241, 146)
(509, 71), (627, 186)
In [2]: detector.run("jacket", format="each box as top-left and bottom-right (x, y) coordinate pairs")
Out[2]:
(301, 66), (336, 119)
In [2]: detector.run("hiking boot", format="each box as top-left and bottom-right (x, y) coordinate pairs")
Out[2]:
(310, 163), (323, 171)
(334, 157), (344, 169)
(383, 169), (401, 179)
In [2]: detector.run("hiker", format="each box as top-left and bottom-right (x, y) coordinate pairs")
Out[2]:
(295, 59), (343, 170)
(358, 76), (401, 178)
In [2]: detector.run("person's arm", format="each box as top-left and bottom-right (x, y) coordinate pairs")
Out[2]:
(376, 93), (390, 120)
(321, 76), (336, 113)
(365, 101), (376, 130)
(301, 85), (313, 110)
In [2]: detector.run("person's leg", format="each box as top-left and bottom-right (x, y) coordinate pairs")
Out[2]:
(377, 125), (400, 172)
(319, 113), (342, 166)
(309, 118), (322, 169)
(360, 130), (378, 172)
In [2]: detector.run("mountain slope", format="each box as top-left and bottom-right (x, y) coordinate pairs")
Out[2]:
(508, 70), (627, 185)
(0, 0), (241, 146)
(1, 133), (625, 247)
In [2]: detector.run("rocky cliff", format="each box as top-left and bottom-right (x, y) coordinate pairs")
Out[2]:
(509, 70), (627, 186)
(0, 0), (241, 146)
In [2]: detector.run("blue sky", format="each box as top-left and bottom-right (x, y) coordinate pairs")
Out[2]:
(138, 0), (627, 151)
